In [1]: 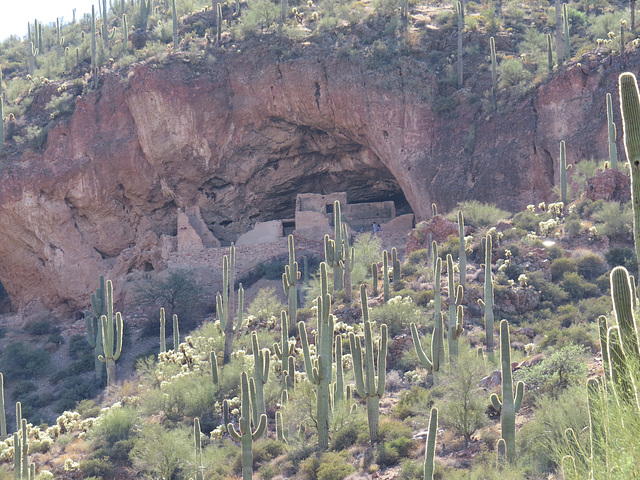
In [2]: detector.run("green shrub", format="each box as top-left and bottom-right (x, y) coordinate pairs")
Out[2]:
(560, 272), (600, 299)
(317, 451), (355, 480)
(550, 257), (577, 282)
(24, 318), (59, 335)
(393, 385), (433, 420)
(407, 249), (431, 266)
(91, 405), (139, 448)
(592, 201), (633, 240)
(78, 457), (114, 478)
(253, 440), (287, 467)
(452, 201), (510, 228)
(499, 58), (531, 88)
(0, 342), (51, 378)
(247, 287), (284, 326)
(575, 253), (607, 281)
(130, 423), (191, 480)
(515, 344), (588, 400)
(368, 295), (422, 338)
(512, 210), (544, 232)
(375, 436), (415, 467)
(605, 246), (638, 273)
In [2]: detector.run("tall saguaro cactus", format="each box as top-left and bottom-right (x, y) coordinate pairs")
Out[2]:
(547, 33), (553, 72)
(490, 320), (525, 463)
(563, 3), (570, 61)
(350, 285), (388, 443)
(607, 92), (619, 169)
(298, 262), (334, 450)
(159, 308), (166, 353)
(490, 37), (497, 110)
(619, 72), (640, 280)
(171, 0), (178, 47)
(478, 235), (495, 357)
(282, 234), (300, 325)
(456, 1), (463, 89)
(423, 407), (438, 480)
(274, 311), (295, 393)
(86, 275), (106, 382)
(458, 211), (466, 287)
(98, 280), (123, 386)
(194, 418), (204, 480)
(228, 372), (267, 480)
(559, 140), (569, 205)
(382, 250), (390, 302)
(251, 332), (270, 419)
(0, 373), (5, 439)
(324, 201), (345, 292)
(218, 244), (238, 364)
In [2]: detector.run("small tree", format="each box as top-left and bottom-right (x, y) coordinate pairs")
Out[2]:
(135, 269), (204, 326)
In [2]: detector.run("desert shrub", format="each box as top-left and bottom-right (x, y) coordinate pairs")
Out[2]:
(515, 343), (588, 400)
(512, 210), (544, 232)
(575, 253), (608, 281)
(368, 295), (422, 338)
(78, 458), (114, 478)
(375, 436), (415, 467)
(253, 440), (288, 467)
(528, 271), (568, 306)
(317, 451), (356, 480)
(393, 385), (434, 420)
(605, 246), (638, 273)
(499, 58), (531, 88)
(0, 342), (51, 378)
(247, 287), (284, 326)
(399, 458), (424, 479)
(91, 405), (140, 448)
(588, 12), (622, 41)
(560, 272), (600, 299)
(12, 381), (37, 400)
(130, 423), (191, 480)
(56, 376), (101, 412)
(68, 334), (93, 360)
(438, 344), (487, 445)
(592, 201), (633, 240)
(407, 249), (431, 266)
(24, 318), (59, 336)
(453, 201), (509, 228)
(234, 0), (279, 38)
(550, 257), (577, 282)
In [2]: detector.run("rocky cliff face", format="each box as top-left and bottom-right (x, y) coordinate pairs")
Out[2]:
(0, 40), (630, 314)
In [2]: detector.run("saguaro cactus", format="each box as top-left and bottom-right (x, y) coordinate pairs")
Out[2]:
(98, 280), (123, 386)
(171, 0), (178, 47)
(274, 311), (295, 392)
(251, 332), (270, 419)
(490, 37), (497, 110)
(216, 3), (223, 43)
(382, 250), (390, 302)
(563, 3), (570, 61)
(547, 33), (553, 72)
(423, 408), (438, 480)
(371, 263), (379, 296)
(350, 285), (388, 443)
(342, 222), (355, 302)
(607, 92), (619, 169)
(458, 211), (466, 287)
(478, 235), (495, 357)
(324, 201), (345, 292)
(490, 320), (525, 463)
(194, 418), (204, 480)
(282, 234), (300, 325)
(608, 266), (640, 408)
(218, 245), (238, 364)
(456, 1), (463, 89)
(159, 308), (166, 353)
(391, 247), (401, 288)
(86, 275), (106, 382)
(432, 256), (445, 369)
(619, 72), (640, 280)
(298, 262), (334, 450)
(228, 372), (267, 480)
(0, 374), (5, 439)
(559, 140), (569, 205)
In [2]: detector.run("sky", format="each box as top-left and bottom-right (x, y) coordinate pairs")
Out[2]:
(1, 1), (97, 41)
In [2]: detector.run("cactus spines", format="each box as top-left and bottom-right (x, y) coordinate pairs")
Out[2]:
(194, 418), (204, 480)
(458, 211), (466, 287)
(282, 234), (300, 325)
(423, 407), (438, 480)
(159, 308), (166, 353)
(382, 250), (390, 302)
(86, 275), (106, 382)
(0, 373), (5, 439)
(619, 73), (640, 280)
(251, 332), (270, 418)
(560, 140), (569, 205)
(478, 235), (495, 357)
(228, 372), (268, 480)
(298, 262), (334, 449)
(607, 92), (619, 170)
(98, 280), (123, 386)
(490, 320), (524, 463)
(349, 285), (387, 443)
